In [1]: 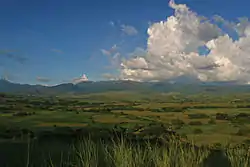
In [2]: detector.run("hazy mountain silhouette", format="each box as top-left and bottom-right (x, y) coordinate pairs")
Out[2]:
(1, 77), (250, 95)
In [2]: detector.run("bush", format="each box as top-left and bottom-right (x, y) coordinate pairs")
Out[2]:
(151, 107), (186, 112)
(215, 113), (229, 120)
(13, 111), (35, 117)
(243, 139), (250, 145)
(175, 125), (183, 130)
(188, 113), (209, 119)
(208, 118), (216, 124)
(231, 113), (250, 123)
(171, 119), (185, 126)
(236, 128), (250, 136)
(188, 121), (203, 126)
(235, 113), (250, 118)
(193, 128), (203, 134)
(162, 107), (186, 112)
(212, 143), (223, 149)
(180, 133), (188, 140)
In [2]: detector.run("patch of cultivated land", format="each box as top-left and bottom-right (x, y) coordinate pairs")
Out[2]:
(2, 92), (250, 166)
(1, 92), (250, 145)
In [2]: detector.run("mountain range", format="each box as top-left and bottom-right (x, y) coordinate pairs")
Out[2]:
(1, 77), (250, 95)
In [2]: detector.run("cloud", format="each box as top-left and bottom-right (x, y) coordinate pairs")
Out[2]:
(108, 20), (138, 36)
(72, 74), (88, 84)
(51, 49), (64, 54)
(121, 24), (138, 36)
(36, 76), (51, 83)
(0, 50), (28, 64)
(101, 49), (112, 56)
(117, 0), (250, 84)
(102, 73), (118, 80)
(0, 71), (18, 81)
(101, 44), (118, 56)
(109, 21), (115, 27)
(100, 44), (122, 69)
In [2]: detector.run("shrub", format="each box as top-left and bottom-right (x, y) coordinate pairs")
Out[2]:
(171, 119), (185, 126)
(188, 113), (209, 119)
(235, 113), (250, 119)
(162, 107), (186, 112)
(212, 143), (223, 149)
(236, 128), (250, 136)
(243, 139), (250, 145)
(180, 133), (188, 140)
(188, 121), (203, 126)
(232, 113), (250, 124)
(208, 118), (216, 124)
(215, 113), (229, 120)
(13, 111), (35, 117)
(193, 128), (203, 134)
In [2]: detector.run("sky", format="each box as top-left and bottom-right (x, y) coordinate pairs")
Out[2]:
(1, 0), (250, 85)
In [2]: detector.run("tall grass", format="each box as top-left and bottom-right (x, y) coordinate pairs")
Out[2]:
(23, 137), (250, 167)
(150, 139), (210, 167)
(226, 145), (250, 167)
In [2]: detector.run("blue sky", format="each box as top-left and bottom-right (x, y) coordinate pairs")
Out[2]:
(0, 0), (250, 84)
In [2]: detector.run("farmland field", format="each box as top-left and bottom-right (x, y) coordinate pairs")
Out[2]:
(1, 92), (250, 166)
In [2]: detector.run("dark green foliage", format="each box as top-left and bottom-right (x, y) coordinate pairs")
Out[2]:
(151, 107), (186, 112)
(13, 111), (35, 117)
(208, 118), (216, 124)
(188, 121), (203, 126)
(180, 133), (188, 140)
(235, 128), (250, 136)
(231, 113), (250, 124)
(235, 113), (250, 118)
(243, 139), (250, 145)
(211, 143), (223, 149)
(188, 113), (209, 119)
(189, 105), (230, 109)
(87, 108), (112, 113)
(235, 104), (250, 108)
(215, 113), (229, 120)
(193, 128), (203, 134)
(2, 127), (34, 139)
(171, 119), (185, 126)
(0, 105), (12, 111)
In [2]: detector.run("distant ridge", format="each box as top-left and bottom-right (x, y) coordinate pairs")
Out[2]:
(1, 78), (250, 95)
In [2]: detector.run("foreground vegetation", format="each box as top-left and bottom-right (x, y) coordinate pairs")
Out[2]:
(2, 135), (250, 167)
(2, 92), (250, 166)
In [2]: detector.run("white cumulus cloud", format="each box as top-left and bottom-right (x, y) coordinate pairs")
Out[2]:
(117, 0), (250, 84)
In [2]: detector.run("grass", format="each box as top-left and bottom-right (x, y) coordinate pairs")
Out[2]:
(2, 107), (250, 145)
(4, 92), (250, 166)
(19, 136), (250, 167)
(226, 146), (250, 167)
(93, 115), (138, 124)
(37, 122), (88, 127)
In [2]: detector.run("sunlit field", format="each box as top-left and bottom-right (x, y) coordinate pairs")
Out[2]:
(1, 92), (250, 166)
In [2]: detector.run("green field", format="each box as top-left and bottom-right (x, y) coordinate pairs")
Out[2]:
(2, 92), (250, 144)
(1, 92), (250, 166)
